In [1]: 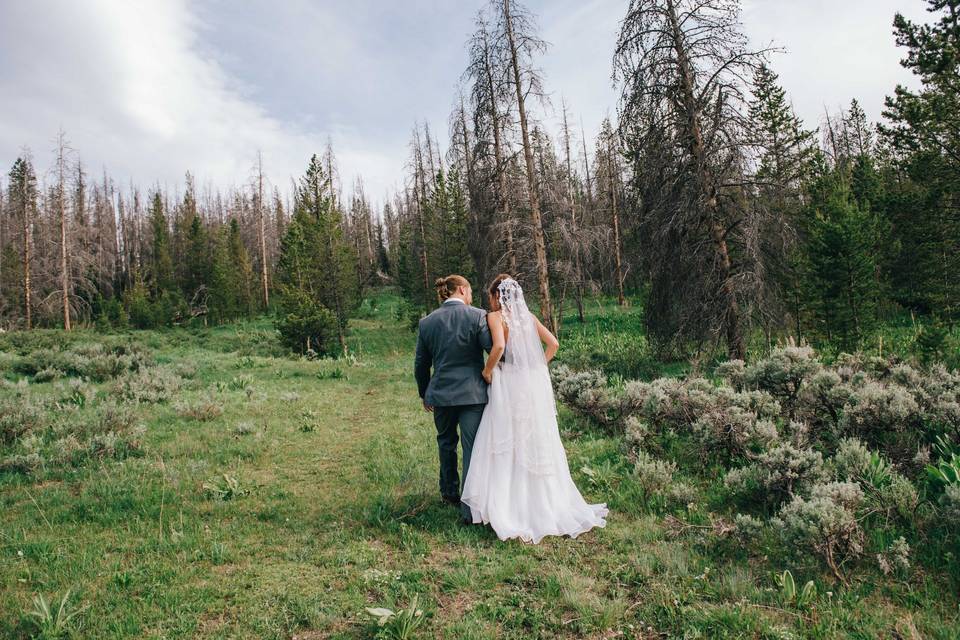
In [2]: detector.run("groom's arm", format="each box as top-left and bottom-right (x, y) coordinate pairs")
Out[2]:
(414, 324), (432, 400)
(477, 310), (493, 353)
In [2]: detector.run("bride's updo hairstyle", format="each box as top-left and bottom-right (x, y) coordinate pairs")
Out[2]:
(487, 273), (513, 311)
(436, 274), (471, 303)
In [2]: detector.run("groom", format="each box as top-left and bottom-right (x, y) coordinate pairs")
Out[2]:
(414, 274), (492, 523)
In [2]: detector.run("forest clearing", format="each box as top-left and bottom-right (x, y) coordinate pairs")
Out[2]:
(2, 0), (960, 637)
(1, 293), (959, 638)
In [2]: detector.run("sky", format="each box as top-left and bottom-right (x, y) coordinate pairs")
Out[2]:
(0, 0), (930, 208)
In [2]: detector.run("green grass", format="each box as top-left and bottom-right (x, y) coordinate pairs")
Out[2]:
(1, 290), (958, 638)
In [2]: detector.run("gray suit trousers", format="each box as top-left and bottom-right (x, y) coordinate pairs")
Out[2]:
(433, 403), (485, 520)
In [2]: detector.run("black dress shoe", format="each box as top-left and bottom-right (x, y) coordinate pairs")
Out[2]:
(442, 495), (461, 507)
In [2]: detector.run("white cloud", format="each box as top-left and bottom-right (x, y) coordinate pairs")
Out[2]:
(0, 0), (386, 200)
(0, 0), (934, 209)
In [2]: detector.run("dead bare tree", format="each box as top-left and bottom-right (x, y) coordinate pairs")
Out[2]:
(615, 0), (771, 358)
(560, 99), (585, 322)
(499, 0), (555, 329)
(255, 151), (270, 308)
(466, 13), (517, 275)
(52, 130), (73, 330)
(410, 126), (432, 302)
(595, 118), (628, 307)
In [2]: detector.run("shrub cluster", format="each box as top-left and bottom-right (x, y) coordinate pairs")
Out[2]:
(0, 393), (146, 475)
(11, 341), (153, 382)
(554, 346), (960, 583)
(0, 341), (168, 476)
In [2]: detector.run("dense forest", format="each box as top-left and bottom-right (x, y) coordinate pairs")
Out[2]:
(1, 0), (957, 361)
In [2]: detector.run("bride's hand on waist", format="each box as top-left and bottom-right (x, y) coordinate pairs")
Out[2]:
(482, 369), (493, 384)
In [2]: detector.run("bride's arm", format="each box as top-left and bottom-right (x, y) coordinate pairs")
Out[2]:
(482, 312), (506, 383)
(535, 317), (560, 363)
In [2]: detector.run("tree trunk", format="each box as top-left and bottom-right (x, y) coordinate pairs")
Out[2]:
(608, 136), (626, 307)
(412, 138), (432, 301)
(561, 104), (585, 323)
(503, 0), (553, 330)
(325, 154), (348, 354)
(256, 151), (270, 309)
(59, 180), (71, 330)
(22, 194), (32, 330)
(482, 31), (516, 275)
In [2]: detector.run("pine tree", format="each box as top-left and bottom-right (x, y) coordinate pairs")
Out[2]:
(749, 63), (818, 338)
(595, 118), (627, 306)
(805, 173), (881, 350)
(881, 0), (960, 319)
(209, 227), (238, 323)
(8, 157), (37, 329)
(227, 218), (255, 316)
(427, 168), (475, 282)
(274, 155), (357, 354)
(147, 192), (176, 296)
(182, 214), (211, 302)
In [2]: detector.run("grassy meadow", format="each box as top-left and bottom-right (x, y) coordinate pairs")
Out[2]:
(1, 291), (959, 639)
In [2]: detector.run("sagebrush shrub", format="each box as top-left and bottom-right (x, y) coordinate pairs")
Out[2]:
(714, 359), (746, 390)
(114, 366), (183, 404)
(624, 416), (650, 450)
(880, 475), (919, 519)
(175, 395), (224, 422)
(92, 402), (138, 436)
(832, 438), (875, 480)
(692, 409), (779, 462)
(51, 435), (83, 466)
(33, 367), (64, 383)
(0, 452), (42, 474)
(839, 382), (922, 458)
(775, 488), (864, 583)
(831, 438), (918, 518)
(87, 428), (145, 461)
(58, 378), (96, 408)
(554, 343), (958, 584)
(0, 397), (46, 444)
(741, 346), (822, 411)
(733, 513), (765, 542)
(876, 537), (911, 577)
(798, 369), (852, 433)
(633, 450), (676, 497)
(913, 364), (960, 436)
(810, 481), (865, 511)
(14, 342), (151, 382)
(726, 444), (826, 505)
(941, 484), (960, 527)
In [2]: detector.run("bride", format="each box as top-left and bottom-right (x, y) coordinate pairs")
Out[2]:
(461, 274), (608, 543)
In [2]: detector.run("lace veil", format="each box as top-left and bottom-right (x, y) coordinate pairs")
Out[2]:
(497, 278), (546, 370)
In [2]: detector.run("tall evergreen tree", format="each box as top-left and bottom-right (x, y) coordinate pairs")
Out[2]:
(147, 192), (175, 296)
(182, 214), (211, 301)
(749, 63), (818, 337)
(275, 155), (357, 354)
(881, 0), (960, 319)
(8, 157), (37, 328)
(805, 172), (881, 350)
(227, 218), (255, 316)
(427, 168), (475, 282)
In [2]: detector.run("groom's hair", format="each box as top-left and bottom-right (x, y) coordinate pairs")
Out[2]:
(435, 275), (471, 302)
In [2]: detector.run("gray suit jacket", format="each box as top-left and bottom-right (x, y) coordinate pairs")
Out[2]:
(415, 299), (492, 407)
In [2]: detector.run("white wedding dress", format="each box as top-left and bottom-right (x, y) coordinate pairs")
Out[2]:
(461, 279), (608, 543)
